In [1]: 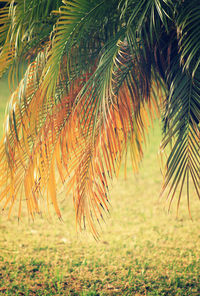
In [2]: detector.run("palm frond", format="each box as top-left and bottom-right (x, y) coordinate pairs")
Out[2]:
(42, 0), (120, 99)
(160, 59), (200, 214)
(0, 33), (159, 237)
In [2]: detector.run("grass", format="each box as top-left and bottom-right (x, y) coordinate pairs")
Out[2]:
(0, 77), (199, 295)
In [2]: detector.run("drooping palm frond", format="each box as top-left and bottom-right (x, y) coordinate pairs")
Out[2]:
(0, 33), (158, 237)
(0, 0), (199, 236)
(160, 59), (200, 214)
(159, 0), (200, 213)
(66, 40), (159, 235)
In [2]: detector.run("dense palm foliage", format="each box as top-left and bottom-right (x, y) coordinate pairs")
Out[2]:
(0, 0), (199, 237)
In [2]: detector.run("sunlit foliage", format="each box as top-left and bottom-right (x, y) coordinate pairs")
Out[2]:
(0, 0), (199, 237)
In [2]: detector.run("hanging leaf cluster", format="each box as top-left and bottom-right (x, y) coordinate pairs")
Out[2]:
(0, 0), (199, 237)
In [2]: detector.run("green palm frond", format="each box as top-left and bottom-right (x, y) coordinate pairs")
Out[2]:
(161, 57), (200, 213)
(42, 0), (121, 99)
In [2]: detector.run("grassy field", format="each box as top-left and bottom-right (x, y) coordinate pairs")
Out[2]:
(0, 77), (199, 295)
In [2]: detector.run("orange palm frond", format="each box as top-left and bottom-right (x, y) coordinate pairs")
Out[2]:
(56, 72), (159, 236)
(0, 45), (159, 237)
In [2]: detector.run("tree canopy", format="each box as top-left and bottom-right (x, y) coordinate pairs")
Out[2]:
(0, 0), (199, 237)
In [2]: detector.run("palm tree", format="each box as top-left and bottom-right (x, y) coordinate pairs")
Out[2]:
(0, 0), (199, 237)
